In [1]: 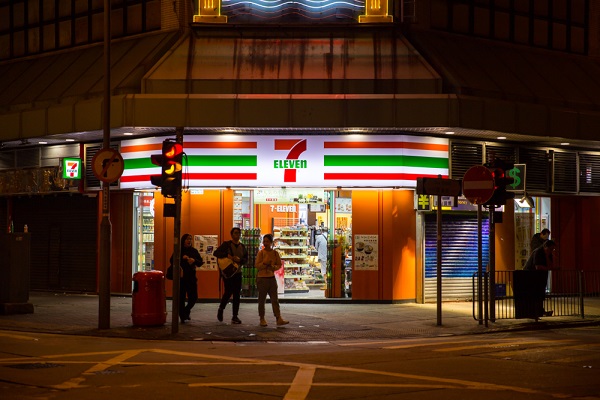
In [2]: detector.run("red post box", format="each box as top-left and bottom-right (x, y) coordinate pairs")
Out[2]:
(132, 271), (167, 326)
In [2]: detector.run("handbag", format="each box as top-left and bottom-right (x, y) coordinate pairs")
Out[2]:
(217, 257), (240, 279)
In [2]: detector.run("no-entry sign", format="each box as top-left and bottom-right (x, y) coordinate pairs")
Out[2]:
(462, 166), (495, 204)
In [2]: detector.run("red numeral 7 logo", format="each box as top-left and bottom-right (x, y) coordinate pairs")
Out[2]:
(274, 139), (307, 183)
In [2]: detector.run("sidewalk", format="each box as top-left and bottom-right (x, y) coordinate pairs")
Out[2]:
(1, 292), (599, 342)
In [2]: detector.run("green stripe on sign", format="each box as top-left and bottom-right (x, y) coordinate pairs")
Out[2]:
(324, 155), (448, 168)
(123, 155), (257, 169)
(187, 155), (257, 167)
(124, 158), (155, 169)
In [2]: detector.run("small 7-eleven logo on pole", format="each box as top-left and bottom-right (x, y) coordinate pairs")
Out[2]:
(273, 139), (307, 183)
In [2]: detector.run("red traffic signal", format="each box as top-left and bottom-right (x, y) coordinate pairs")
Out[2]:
(148, 139), (183, 198)
(484, 158), (516, 206)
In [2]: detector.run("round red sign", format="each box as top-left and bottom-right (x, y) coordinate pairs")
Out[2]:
(462, 166), (495, 204)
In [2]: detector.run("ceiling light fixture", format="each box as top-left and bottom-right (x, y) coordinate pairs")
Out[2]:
(445, 131), (455, 135)
(497, 136), (507, 140)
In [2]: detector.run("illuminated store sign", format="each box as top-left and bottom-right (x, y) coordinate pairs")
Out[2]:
(120, 135), (448, 189)
(62, 157), (81, 180)
(193, 0), (391, 24)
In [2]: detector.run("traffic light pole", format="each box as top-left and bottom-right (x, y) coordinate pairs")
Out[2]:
(170, 128), (184, 335)
(98, 0), (111, 330)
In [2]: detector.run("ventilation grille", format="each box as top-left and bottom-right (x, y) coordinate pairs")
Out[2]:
(450, 142), (483, 179)
(519, 148), (549, 193)
(552, 151), (578, 193)
(579, 153), (600, 193)
(485, 145), (517, 165)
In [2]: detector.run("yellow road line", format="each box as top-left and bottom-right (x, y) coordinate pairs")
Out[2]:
(284, 366), (316, 400)
(434, 339), (575, 352)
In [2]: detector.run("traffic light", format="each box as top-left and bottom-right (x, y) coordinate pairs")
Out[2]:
(149, 139), (183, 198)
(484, 158), (516, 206)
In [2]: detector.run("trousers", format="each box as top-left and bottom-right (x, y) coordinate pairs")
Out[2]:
(219, 273), (242, 316)
(257, 277), (281, 318)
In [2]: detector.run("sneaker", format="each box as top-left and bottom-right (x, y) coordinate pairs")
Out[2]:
(231, 316), (242, 324)
(276, 317), (289, 326)
(217, 308), (223, 322)
(260, 318), (268, 327)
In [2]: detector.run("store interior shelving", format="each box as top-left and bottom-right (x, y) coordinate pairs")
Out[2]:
(273, 218), (311, 293)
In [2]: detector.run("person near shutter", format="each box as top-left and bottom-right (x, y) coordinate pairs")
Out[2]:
(530, 228), (550, 252)
(523, 239), (558, 317)
(255, 233), (289, 327)
(170, 233), (204, 323)
(213, 227), (248, 324)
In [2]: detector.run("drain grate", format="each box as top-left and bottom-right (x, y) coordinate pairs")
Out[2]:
(7, 363), (63, 370)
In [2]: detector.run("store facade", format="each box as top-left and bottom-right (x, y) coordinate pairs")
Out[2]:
(119, 134), (449, 301)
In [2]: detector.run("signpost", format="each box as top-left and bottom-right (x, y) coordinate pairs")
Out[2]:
(462, 165), (497, 327)
(416, 176), (462, 326)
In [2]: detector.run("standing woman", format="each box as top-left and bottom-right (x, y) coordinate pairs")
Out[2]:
(255, 233), (289, 327)
(170, 233), (204, 323)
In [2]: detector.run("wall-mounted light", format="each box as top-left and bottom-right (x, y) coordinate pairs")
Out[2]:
(517, 194), (535, 208)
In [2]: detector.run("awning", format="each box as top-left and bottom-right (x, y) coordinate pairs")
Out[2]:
(0, 30), (179, 140)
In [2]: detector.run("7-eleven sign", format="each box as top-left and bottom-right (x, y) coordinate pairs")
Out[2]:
(62, 157), (82, 180)
(273, 139), (307, 183)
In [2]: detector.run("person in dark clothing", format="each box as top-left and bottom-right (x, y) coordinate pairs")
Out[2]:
(170, 233), (204, 323)
(524, 239), (557, 317)
(530, 228), (550, 251)
(213, 227), (248, 324)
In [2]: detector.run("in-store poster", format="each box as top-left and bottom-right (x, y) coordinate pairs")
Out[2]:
(194, 235), (219, 271)
(353, 234), (378, 271)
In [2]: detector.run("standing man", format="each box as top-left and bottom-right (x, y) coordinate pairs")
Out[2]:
(213, 227), (248, 324)
(530, 228), (550, 251)
(314, 229), (328, 287)
(524, 239), (558, 317)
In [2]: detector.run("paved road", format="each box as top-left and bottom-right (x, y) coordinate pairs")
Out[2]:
(1, 326), (599, 400)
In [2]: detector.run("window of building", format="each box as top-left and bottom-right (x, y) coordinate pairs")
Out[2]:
(431, 0), (589, 55)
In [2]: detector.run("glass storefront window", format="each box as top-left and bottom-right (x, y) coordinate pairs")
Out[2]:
(133, 192), (155, 273)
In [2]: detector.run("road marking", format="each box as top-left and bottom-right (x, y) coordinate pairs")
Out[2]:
(434, 339), (575, 352)
(52, 350), (143, 389)
(0, 332), (39, 341)
(13, 345), (583, 400)
(284, 366), (315, 400)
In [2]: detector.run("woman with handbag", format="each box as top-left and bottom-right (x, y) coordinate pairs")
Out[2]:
(255, 233), (289, 327)
(170, 233), (204, 323)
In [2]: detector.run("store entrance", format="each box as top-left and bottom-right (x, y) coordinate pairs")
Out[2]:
(237, 189), (353, 300)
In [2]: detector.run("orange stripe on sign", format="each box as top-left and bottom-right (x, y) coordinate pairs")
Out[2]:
(324, 142), (448, 151)
(121, 143), (162, 153)
(274, 139), (301, 150)
(185, 142), (257, 149)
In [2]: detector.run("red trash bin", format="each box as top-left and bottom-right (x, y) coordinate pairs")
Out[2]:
(132, 270), (167, 326)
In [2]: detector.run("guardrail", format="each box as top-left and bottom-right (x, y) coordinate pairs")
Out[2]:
(473, 270), (600, 321)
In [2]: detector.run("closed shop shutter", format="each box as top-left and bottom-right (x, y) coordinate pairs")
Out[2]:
(424, 212), (489, 302)
(14, 195), (98, 292)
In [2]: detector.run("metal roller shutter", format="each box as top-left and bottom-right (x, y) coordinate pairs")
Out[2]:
(14, 194), (98, 292)
(424, 212), (489, 302)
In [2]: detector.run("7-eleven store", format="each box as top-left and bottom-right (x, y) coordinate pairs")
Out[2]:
(120, 134), (449, 302)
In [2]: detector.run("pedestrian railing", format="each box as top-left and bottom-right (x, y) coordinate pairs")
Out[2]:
(472, 270), (600, 321)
